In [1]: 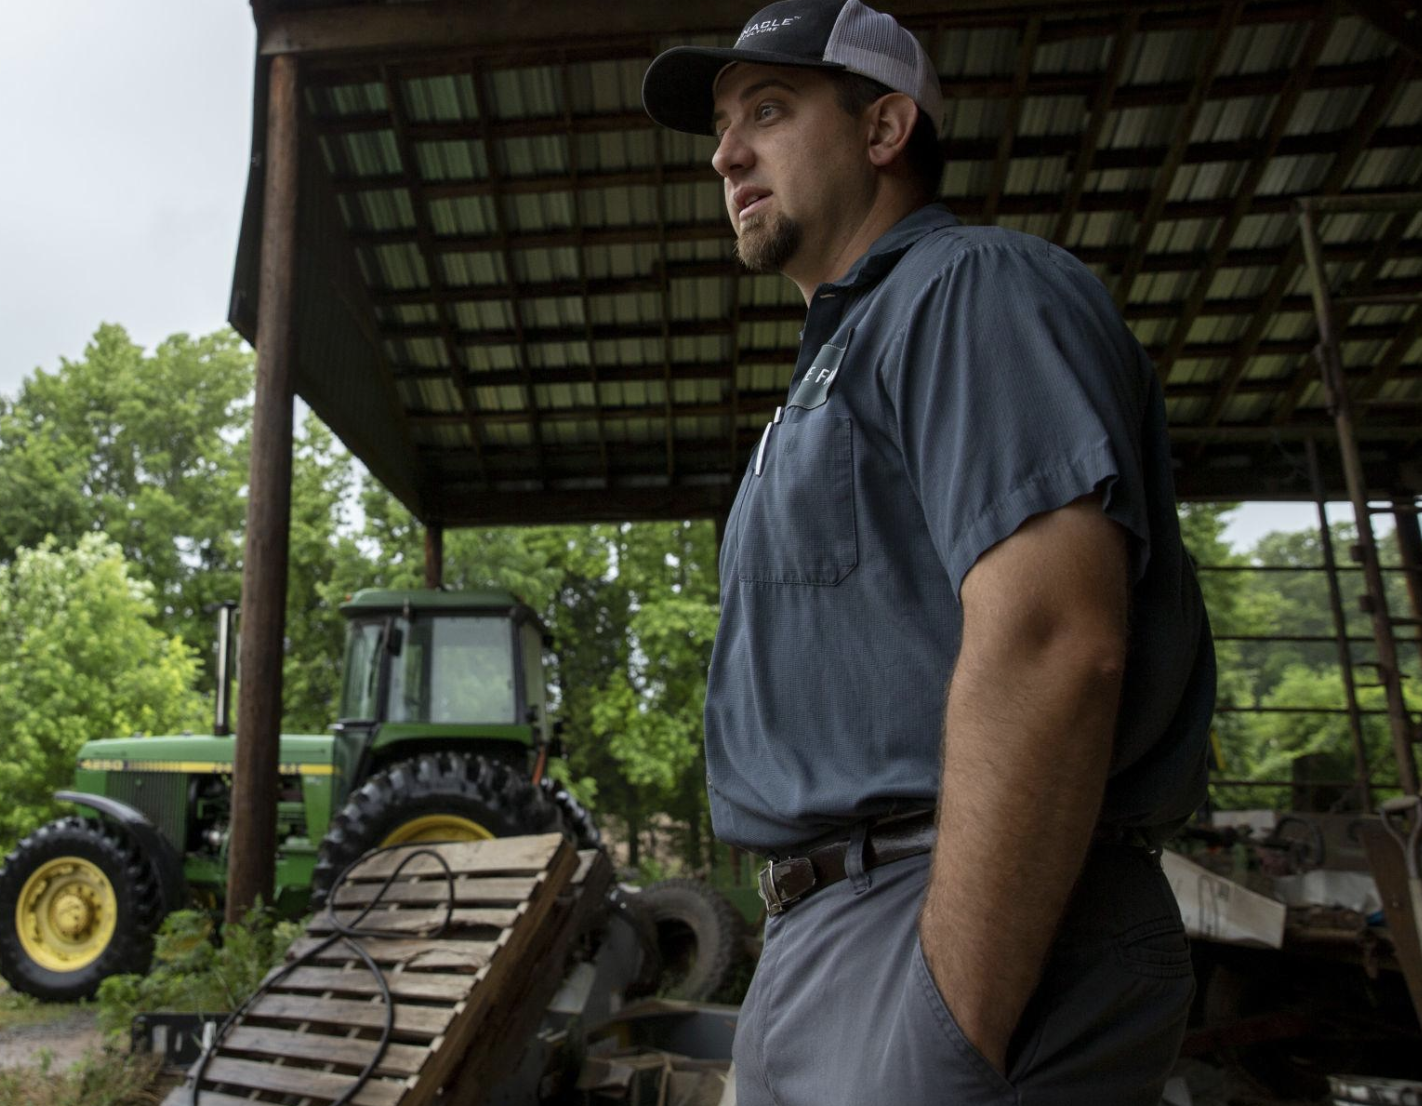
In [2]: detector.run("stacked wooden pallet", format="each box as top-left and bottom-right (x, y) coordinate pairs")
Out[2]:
(163, 833), (608, 1106)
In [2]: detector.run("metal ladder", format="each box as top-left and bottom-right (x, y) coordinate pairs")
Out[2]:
(1295, 193), (1422, 799)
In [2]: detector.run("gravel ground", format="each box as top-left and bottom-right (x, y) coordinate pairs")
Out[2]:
(0, 1005), (105, 1072)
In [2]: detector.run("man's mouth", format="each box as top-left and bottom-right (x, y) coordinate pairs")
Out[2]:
(734, 187), (772, 222)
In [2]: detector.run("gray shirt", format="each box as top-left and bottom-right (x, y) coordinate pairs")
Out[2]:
(704, 204), (1215, 856)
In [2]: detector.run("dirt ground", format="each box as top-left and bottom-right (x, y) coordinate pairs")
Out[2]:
(0, 1002), (105, 1073)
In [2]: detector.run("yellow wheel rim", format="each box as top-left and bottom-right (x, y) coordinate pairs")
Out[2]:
(15, 857), (117, 973)
(380, 814), (493, 846)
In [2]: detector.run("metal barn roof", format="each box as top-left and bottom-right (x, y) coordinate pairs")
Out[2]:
(232, 1), (1422, 526)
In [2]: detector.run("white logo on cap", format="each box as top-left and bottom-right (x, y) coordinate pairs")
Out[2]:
(737, 15), (801, 43)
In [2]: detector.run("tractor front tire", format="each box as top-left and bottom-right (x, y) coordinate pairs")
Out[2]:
(0, 817), (160, 1002)
(311, 752), (561, 907)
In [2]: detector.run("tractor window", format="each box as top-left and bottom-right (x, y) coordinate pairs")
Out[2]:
(388, 616), (515, 724)
(339, 620), (385, 721)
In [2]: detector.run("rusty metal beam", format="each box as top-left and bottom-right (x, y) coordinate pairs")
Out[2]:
(1154, 5), (1337, 383)
(230, 53), (300, 924)
(257, 1), (1198, 58)
(982, 16), (1041, 226)
(560, 58), (612, 490)
(470, 62), (546, 488)
(1051, 10), (1138, 245)
(330, 144), (1422, 209)
(1272, 208), (1416, 424)
(372, 272), (1422, 316)
(1343, 0), (1422, 62)
(348, 215), (1422, 267)
(381, 64), (491, 488)
(1114, 0), (1243, 309)
(1198, 51), (1415, 432)
(379, 316), (1407, 357)
(314, 65), (1409, 145)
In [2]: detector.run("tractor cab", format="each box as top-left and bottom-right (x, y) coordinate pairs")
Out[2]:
(331, 589), (554, 810)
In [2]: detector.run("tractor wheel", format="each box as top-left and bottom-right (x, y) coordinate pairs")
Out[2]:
(540, 777), (602, 851)
(636, 878), (744, 1002)
(311, 752), (561, 906)
(0, 817), (161, 1002)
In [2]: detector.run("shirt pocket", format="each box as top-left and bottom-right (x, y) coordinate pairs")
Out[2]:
(736, 414), (858, 586)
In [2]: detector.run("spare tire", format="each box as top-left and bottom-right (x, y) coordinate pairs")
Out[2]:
(637, 878), (744, 1002)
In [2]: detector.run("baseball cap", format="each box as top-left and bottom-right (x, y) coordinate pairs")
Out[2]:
(642, 0), (944, 137)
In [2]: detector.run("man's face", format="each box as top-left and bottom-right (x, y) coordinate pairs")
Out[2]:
(710, 64), (868, 277)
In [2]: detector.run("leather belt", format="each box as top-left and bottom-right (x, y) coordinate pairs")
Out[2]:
(758, 811), (936, 917)
(756, 813), (1169, 917)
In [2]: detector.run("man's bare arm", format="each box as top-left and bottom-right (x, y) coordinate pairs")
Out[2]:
(918, 493), (1130, 1072)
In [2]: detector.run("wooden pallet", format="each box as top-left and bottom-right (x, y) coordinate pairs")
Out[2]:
(163, 833), (582, 1106)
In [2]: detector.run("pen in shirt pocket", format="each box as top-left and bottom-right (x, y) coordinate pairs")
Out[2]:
(755, 405), (785, 477)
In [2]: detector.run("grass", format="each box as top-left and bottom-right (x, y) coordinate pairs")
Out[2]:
(0, 990), (77, 1034)
(0, 1047), (166, 1106)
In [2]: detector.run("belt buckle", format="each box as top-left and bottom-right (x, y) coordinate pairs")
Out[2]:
(757, 858), (811, 917)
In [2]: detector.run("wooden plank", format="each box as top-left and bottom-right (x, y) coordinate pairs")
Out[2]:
(286, 935), (496, 972)
(442, 850), (615, 1104)
(397, 842), (580, 1106)
(331, 874), (538, 907)
(310, 906), (520, 934)
(175, 836), (585, 1106)
(1358, 819), (1422, 1026)
(274, 966), (473, 1002)
(221, 1025), (426, 1078)
(202, 1055), (405, 1106)
(249, 993), (453, 1038)
(341, 834), (564, 880)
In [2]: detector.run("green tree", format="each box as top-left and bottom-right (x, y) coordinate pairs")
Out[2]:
(0, 534), (207, 850)
(0, 325), (252, 664)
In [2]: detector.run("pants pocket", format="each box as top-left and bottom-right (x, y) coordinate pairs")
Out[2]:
(899, 934), (1018, 1104)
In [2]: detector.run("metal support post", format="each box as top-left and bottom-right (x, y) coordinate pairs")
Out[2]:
(1297, 198), (1419, 796)
(229, 54), (301, 922)
(1395, 500), (1422, 673)
(1307, 439), (1373, 808)
(425, 524), (444, 589)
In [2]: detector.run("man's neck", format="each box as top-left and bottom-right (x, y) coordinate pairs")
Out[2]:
(786, 191), (926, 304)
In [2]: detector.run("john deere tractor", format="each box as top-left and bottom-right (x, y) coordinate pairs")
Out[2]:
(0, 588), (597, 1001)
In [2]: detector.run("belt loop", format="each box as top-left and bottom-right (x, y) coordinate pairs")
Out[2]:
(846, 820), (871, 894)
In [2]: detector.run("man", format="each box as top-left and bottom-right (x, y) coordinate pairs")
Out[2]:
(642, 2), (1215, 1103)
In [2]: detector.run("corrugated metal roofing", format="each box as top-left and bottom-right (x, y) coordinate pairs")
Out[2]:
(235, 0), (1422, 523)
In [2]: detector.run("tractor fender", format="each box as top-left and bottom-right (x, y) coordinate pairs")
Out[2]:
(54, 790), (187, 916)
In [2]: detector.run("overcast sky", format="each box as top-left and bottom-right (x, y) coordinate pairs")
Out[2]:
(2, 2), (255, 401)
(1, 3), (1325, 550)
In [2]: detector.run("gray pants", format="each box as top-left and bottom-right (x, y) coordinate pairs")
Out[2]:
(733, 843), (1193, 1106)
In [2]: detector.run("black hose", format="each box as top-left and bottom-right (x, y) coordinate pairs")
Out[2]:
(191, 843), (457, 1106)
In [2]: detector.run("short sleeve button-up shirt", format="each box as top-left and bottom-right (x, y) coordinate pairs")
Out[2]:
(704, 204), (1216, 856)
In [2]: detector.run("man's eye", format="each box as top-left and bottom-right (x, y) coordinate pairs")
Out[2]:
(756, 102), (779, 121)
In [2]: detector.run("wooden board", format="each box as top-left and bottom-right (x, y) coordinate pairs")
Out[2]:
(163, 833), (580, 1106)
(1358, 818), (1422, 1028)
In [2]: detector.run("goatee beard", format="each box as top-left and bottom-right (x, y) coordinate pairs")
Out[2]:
(735, 213), (802, 274)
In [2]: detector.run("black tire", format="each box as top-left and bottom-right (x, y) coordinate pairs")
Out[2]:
(311, 752), (561, 907)
(0, 817), (161, 1002)
(636, 878), (744, 1002)
(539, 777), (602, 851)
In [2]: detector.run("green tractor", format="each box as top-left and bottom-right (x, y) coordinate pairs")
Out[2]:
(0, 588), (598, 1002)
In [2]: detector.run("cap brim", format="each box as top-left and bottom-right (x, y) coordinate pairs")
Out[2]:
(642, 45), (843, 136)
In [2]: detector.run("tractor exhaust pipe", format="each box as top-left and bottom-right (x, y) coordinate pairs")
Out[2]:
(214, 600), (238, 737)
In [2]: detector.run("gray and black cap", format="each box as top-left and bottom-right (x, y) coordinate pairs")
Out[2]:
(642, 0), (944, 137)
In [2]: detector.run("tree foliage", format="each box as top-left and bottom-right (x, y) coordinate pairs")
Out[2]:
(0, 534), (207, 850)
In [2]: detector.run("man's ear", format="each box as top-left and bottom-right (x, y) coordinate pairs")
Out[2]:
(865, 92), (918, 168)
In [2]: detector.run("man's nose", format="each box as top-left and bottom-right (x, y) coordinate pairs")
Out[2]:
(712, 126), (752, 178)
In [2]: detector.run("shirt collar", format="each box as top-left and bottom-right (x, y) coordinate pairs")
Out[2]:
(821, 204), (961, 293)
